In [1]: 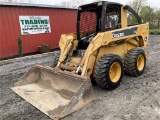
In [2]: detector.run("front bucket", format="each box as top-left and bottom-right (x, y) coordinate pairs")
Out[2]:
(11, 65), (95, 120)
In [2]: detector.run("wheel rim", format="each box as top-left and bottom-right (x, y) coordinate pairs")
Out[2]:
(109, 62), (121, 83)
(137, 54), (145, 71)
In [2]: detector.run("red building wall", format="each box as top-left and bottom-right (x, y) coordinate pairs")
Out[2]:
(0, 5), (77, 58)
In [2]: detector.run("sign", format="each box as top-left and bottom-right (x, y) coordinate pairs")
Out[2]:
(19, 16), (51, 35)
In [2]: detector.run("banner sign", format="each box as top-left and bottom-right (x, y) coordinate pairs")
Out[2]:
(19, 16), (51, 35)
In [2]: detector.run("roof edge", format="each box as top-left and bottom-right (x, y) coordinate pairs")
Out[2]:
(0, 2), (77, 10)
(79, 1), (123, 7)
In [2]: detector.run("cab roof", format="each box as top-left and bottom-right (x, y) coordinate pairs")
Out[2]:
(79, 1), (123, 9)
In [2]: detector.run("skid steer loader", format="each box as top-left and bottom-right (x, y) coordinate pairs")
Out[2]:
(11, 1), (149, 119)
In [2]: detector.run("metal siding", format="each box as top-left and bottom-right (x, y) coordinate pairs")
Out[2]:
(0, 7), (2, 58)
(1, 7), (14, 57)
(0, 6), (77, 58)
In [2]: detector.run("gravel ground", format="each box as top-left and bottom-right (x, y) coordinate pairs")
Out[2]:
(0, 35), (160, 120)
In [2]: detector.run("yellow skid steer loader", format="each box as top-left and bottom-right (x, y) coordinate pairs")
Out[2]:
(11, 1), (149, 119)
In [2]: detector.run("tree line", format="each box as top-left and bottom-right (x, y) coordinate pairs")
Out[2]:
(59, 0), (160, 29)
(2, 0), (160, 29)
(128, 0), (160, 29)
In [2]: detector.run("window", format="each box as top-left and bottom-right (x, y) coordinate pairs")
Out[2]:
(105, 12), (119, 30)
(127, 11), (139, 26)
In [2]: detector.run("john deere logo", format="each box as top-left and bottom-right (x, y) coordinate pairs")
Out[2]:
(112, 32), (124, 38)
(112, 27), (138, 39)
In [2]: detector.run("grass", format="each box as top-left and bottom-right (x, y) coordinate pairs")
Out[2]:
(149, 29), (160, 35)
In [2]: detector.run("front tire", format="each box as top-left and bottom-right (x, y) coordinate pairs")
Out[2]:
(95, 54), (124, 90)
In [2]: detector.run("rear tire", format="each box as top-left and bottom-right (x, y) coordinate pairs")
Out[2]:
(124, 47), (146, 77)
(95, 54), (124, 90)
(51, 51), (60, 67)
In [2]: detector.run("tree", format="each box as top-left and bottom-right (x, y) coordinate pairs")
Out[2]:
(95, 0), (101, 2)
(60, 0), (84, 8)
(128, 0), (147, 15)
(154, 10), (160, 29)
(140, 6), (154, 22)
(127, 0), (156, 26)
(1, 0), (32, 3)
(140, 6), (154, 28)
(17, 35), (23, 57)
(2, 0), (20, 2)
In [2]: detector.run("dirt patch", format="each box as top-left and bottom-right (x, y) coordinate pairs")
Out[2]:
(0, 35), (160, 120)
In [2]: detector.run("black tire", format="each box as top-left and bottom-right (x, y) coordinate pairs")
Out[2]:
(51, 51), (60, 67)
(124, 47), (146, 77)
(95, 54), (124, 90)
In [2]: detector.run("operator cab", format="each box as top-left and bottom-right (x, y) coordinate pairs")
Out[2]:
(77, 1), (122, 49)
(76, 1), (142, 49)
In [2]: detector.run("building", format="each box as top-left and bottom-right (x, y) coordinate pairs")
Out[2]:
(0, 2), (77, 59)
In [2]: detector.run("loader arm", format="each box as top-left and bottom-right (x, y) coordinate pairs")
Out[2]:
(58, 33), (78, 66)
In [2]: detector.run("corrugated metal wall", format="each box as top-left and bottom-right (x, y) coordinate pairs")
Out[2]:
(0, 5), (77, 59)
